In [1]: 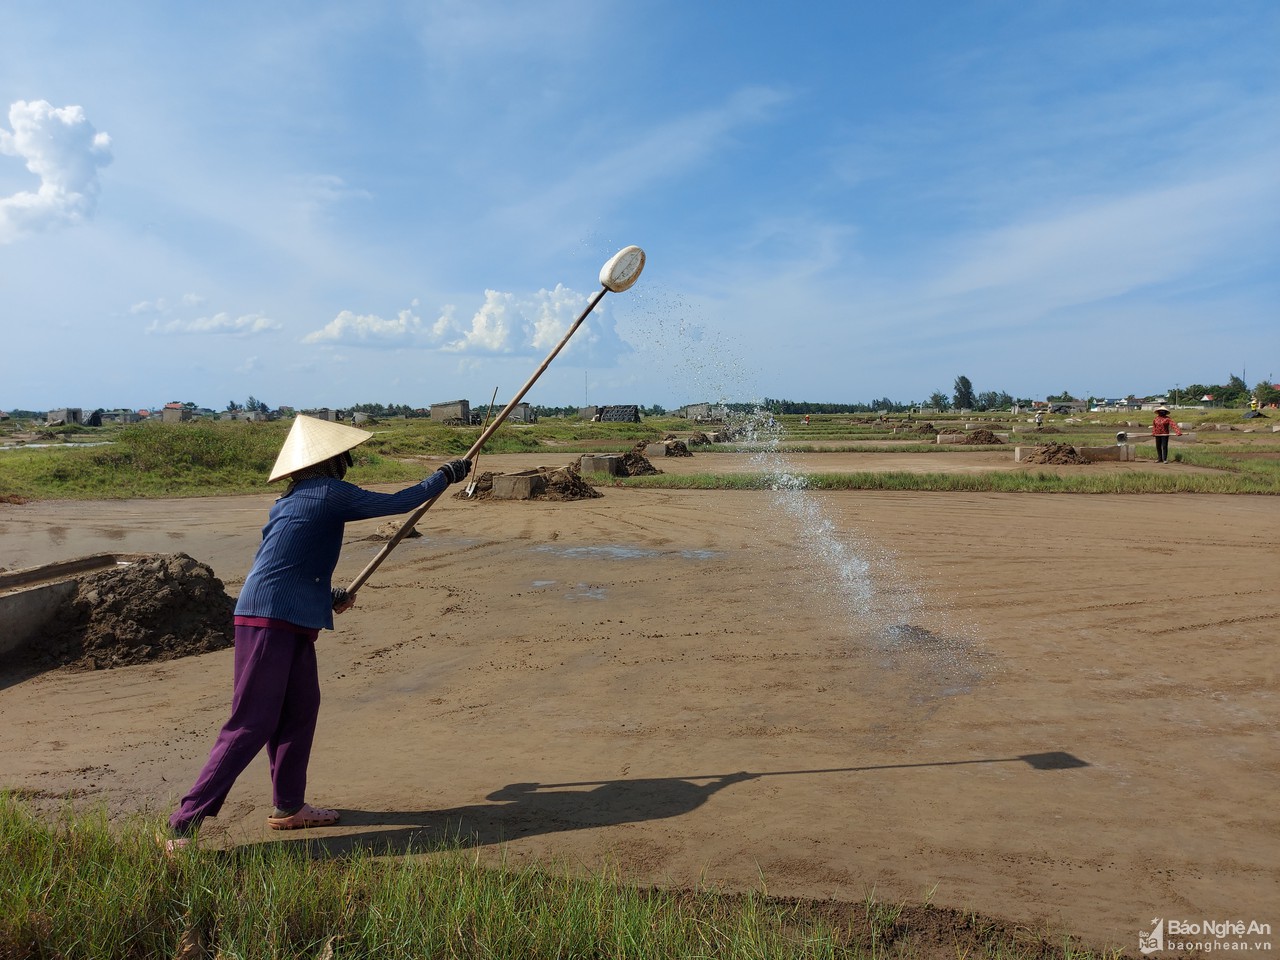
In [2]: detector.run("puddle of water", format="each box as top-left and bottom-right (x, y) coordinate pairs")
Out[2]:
(532, 544), (722, 562)
(0, 442), (115, 451)
(565, 584), (607, 601)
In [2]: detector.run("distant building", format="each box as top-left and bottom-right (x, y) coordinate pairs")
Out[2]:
(676, 402), (728, 421)
(507, 402), (536, 424)
(47, 408), (83, 425)
(430, 400), (471, 424)
(598, 404), (642, 423)
(161, 402), (191, 423)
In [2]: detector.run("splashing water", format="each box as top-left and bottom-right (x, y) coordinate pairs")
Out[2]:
(733, 408), (924, 641)
(619, 279), (980, 681)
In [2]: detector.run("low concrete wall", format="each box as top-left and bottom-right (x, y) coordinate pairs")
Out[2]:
(0, 580), (79, 658)
(0, 554), (145, 659)
(580, 455), (621, 476)
(1077, 445), (1136, 462)
(492, 472), (546, 500)
(1014, 445), (1135, 462)
(937, 433), (966, 444)
(644, 442), (669, 457)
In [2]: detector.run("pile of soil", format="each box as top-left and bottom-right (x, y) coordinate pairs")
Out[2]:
(0, 494), (29, 505)
(663, 440), (693, 457)
(31, 554), (235, 671)
(1033, 425), (1062, 434)
(454, 466), (603, 502)
(1021, 444), (1091, 465)
(686, 432), (711, 446)
(620, 443), (662, 476)
(542, 466), (603, 500)
(363, 520), (422, 541)
(914, 422), (936, 434)
(956, 429), (1004, 445)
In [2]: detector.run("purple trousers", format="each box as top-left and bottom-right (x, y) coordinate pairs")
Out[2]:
(169, 619), (321, 835)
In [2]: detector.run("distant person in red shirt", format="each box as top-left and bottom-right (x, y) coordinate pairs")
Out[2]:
(1151, 406), (1182, 463)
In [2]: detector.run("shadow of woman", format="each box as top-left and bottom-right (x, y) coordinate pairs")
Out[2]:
(264, 771), (759, 859)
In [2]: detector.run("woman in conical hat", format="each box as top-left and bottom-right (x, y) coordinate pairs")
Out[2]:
(1150, 405), (1182, 464)
(164, 416), (471, 848)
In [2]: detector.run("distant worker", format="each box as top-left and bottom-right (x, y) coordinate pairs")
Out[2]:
(1034, 410), (1044, 428)
(1250, 396), (1259, 412)
(803, 414), (810, 425)
(1150, 405), (1183, 464)
(163, 416), (471, 851)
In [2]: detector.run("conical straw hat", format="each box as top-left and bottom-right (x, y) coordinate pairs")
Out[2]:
(268, 415), (373, 482)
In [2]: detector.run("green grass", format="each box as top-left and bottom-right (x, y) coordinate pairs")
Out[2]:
(0, 418), (679, 500)
(0, 794), (1118, 960)
(616, 467), (1280, 494)
(3, 417), (1276, 500)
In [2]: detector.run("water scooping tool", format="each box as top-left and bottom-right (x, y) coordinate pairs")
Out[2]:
(345, 245), (647, 596)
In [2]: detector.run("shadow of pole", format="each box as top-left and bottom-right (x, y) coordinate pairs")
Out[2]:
(252, 751), (1088, 860)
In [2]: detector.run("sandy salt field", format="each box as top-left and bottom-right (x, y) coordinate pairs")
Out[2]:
(1, 452), (1276, 953)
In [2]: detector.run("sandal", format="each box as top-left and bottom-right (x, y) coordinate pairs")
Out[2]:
(266, 802), (340, 830)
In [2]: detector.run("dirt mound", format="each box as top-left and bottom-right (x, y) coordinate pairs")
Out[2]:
(620, 443), (663, 476)
(0, 493), (29, 505)
(363, 520), (422, 541)
(543, 466), (603, 500)
(914, 422), (936, 434)
(1033, 425), (1062, 434)
(686, 432), (711, 446)
(454, 466), (603, 502)
(957, 429), (1004, 445)
(1021, 444), (1091, 465)
(663, 440), (693, 457)
(31, 554), (235, 671)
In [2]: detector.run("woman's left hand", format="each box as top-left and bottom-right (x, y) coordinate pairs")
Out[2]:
(332, 587), (356, 614)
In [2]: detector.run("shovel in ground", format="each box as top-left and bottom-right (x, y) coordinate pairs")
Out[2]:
(464, 386), (500, 499)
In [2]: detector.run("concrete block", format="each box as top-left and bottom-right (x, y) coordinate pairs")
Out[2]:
(1272, 424), (1280, 433)
(0, 554), (141, 660)
(1077, 445), (1135, 462)
(492, 472), (546, 500)
(580, 455), (621, 476)
(0, 580), (79, 658)
(937, 433), (966, 444)
(644, 442), (669, 457)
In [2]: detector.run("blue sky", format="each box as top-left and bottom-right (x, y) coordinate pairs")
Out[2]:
(2, 1), (1276, 411)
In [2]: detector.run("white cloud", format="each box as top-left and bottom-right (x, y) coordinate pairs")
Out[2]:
(301, 284), (633, 370)
(923, 158), (1279, 319)
(0, 100), (112, 243)
(303, 285), (603, 353)
(147, 312), (282, 336)
(301, 307), (426, 346)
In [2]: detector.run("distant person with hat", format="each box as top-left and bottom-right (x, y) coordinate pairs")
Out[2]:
(1150, 405), (1182, 463)
(164, 416), (470, 849)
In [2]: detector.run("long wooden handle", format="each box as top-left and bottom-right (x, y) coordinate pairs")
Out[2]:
(345, 285), (609, 595)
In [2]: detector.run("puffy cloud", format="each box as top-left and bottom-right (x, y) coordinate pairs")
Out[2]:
(147, 312), (281, 336)
(303, 285), (615, 359)
(302, 307), (427, 345)
(0, 100), (112, 243)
